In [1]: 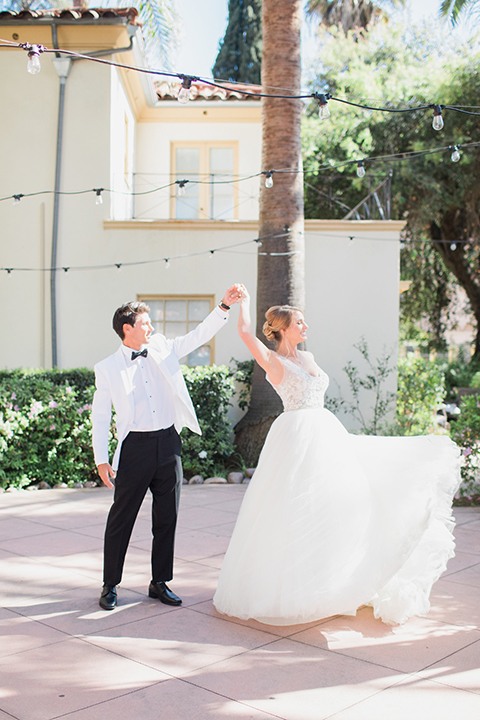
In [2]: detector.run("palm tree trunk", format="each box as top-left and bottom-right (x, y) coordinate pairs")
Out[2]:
(235, 0), (305, 465)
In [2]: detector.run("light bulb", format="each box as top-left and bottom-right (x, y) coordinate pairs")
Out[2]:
(27, 47), (41, 75)
(95, 189), (103, 205)
(432, 105), (444, 131)
(178, 86), (190, 104)
(177, 181), (187, 196)
(265, 172), (274, 189)
(165, 259), (170, 269)
(451, 146), (461, 163)
(356, 162), (366, 178)
(115, 264), (122, 271)
(318, 103), (331, 121)
(13, 195), (21, 206)
(400, 241), (405, 249)
(316, 93), (331, 121)
(450, 242), (457, 251)
(177, 76), (193, 105)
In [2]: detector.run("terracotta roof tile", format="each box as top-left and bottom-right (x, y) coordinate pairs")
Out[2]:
(156, 80), (262, 102)
(0, 7), (139, 23)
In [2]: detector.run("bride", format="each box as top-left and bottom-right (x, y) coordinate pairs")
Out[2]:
(213, 287), (461, 626)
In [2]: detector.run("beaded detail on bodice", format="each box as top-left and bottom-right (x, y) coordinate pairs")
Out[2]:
(267, 356), (329, 412)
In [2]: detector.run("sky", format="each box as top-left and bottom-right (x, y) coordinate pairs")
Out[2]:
(175, 0), (475, 80)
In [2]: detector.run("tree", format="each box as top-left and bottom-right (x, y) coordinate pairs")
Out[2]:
(441, 0), (480, 24)
(235, 0), (305, 465)
(302, 22), (480, 358)
(305, 0), (405, 32)
(0, 0), (179, 70)
(212, 0), (262, 83)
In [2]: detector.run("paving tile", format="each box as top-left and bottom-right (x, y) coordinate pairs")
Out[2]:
(328, 676), (480, 720)
(0, 528), (102, 559)
(289, 606), (480, 673)
(194, 553), (227, 569)
(84, 606), (278, 676)
(441, 562), (480, 588)
(442, 550), (480, 577)
(201, 520), (238, 537)
(123, 560), (220, 607)
(428, 578), (480, 629)
(173, 528), (231, 561)
(0, 516), (58, 543)
(418, 637), (480, 694)
(0, 552), (95, 607)
(453, 523), (480, 555)
(0, 636), (168, 720)
(59, 676), (277, 720)
(185, 637), (407, 720)
(11, 583), (175, 636)
(191, 599), (333, 638)
(0, 606), (67, 658)
(201, 497), (246, 514)
(179, 487), (241, 507)
(176, 505), (239, 531)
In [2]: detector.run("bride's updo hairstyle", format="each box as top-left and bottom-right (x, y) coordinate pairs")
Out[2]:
(263, 305), (302, 344)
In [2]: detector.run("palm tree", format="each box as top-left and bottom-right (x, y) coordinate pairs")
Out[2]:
(440, 0), (480, 24)
(306, 0), (405, 33)
(235, 0), (305, 464)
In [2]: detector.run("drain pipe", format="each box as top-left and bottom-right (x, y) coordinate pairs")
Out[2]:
(48, 23), (138, 367)
(50, 24), (71, 367)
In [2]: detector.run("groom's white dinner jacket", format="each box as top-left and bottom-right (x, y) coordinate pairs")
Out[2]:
(92, 305), (229, 470)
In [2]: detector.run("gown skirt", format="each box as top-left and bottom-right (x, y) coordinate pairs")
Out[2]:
(213, 407), (461, 626)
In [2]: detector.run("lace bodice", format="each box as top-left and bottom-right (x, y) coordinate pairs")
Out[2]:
(267, 356), (329, 412)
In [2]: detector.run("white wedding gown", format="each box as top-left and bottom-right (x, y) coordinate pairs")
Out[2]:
(213, 356), (461, 626)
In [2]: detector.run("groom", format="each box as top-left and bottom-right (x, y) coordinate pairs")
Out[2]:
(92, 285), (242, 610)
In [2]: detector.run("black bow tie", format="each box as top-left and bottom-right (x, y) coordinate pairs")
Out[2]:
(131, 349), (148, 361)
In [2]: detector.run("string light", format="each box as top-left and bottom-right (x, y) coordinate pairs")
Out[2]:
(165, 258), (171, 268)
(176, 179), (188, 196)
(314, 93), (332, 120)
(94, 188), (104, 205)
(3, 37), (480, 123)
(115, 263), (122, 271)
(25, 43), (44, 75)
(356, 161), (366, 178)
(264, 171), (274, 189)
(432, 105), (444, 131)
(451, 145), (461, 162)
(450, 242), (457, 250)
(177, 75), (195, 104)
(12, 194), (23, 206)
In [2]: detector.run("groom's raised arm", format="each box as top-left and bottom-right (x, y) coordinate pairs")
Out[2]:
(170, 284), (242, 360)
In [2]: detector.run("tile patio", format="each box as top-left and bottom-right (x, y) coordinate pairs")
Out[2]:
(0, 484), (479, 720)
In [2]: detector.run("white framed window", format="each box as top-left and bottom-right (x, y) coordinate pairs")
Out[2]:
(138, 294), (215, 366)
(171, 142), (238, 220)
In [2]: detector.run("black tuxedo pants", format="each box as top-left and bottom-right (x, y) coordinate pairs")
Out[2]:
(103, 426), (182, 587)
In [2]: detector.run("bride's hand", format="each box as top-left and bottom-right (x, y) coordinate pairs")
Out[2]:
(237, 284), (249, 302)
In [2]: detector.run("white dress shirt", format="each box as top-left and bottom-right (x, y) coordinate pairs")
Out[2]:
(121, 344), (175, 431)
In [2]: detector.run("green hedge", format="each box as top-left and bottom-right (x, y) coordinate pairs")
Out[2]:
(0, 366), (237, 489)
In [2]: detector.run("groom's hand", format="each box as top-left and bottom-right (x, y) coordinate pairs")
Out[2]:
(222, 284), (243, 307)
(97, 463), (116, 488)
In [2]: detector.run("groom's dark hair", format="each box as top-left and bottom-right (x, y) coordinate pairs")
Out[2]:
(113, 301), (150, 340)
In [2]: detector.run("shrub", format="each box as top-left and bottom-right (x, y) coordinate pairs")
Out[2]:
(449, 394), (480, 501)
(394, 357), (445, 435)
(181, 365), (236, 477)
(0, 366), (238, 488)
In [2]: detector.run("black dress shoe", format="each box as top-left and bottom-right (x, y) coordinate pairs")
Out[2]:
(148, 581), (182, 606)
(99, 584), (117, 610)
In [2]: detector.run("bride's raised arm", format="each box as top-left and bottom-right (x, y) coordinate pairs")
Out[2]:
(237, 286), (284, 385)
